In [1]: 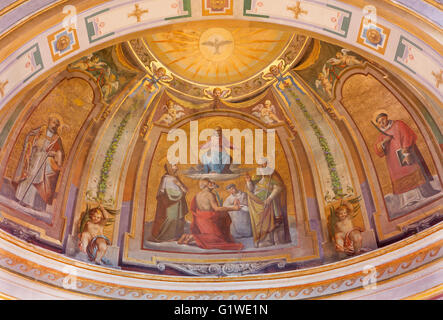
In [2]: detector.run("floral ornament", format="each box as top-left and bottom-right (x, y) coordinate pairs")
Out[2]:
(325, 185), (355, 203)
(97, 111), (131, 200)
(288, 90), (343, 197)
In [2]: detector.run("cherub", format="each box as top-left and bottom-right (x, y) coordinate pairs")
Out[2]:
(204, 87), (231, 109)
(327, 49), (362, 67)
(70, 54), (108, 72)
(157, 100), (185, 125)
(263, 60), (285, 81)
(101, 73), (119, 100)
(78, 205), (118, 265)
(70, 54), (111, 87)
(329, 199), (363, 256)
(151, 64), (173, 82)
(315, 65), (333, 99)
(252, 100), (281, 124)
(144, 63), (173, 92)
(263, 60), (305, 97)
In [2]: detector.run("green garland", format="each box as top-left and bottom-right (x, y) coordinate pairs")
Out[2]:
(288, 89), (343, 197)
(97, 111), (131, 200)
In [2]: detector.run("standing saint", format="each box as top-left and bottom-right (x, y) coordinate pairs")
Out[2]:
(14, 115), (64, 211)
(245, 158), (291, 247)
(150, 163), (188, 242)
(373, 112), (440, 208)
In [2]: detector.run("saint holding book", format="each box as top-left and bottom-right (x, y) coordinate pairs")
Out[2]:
(373, 111), (439, 209)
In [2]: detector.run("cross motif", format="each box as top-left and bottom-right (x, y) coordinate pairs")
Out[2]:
(128, 4), (149, 23)
(432, 69), (442, 88)
(0, 80), (8, 98)
(287, 1), (308, 19)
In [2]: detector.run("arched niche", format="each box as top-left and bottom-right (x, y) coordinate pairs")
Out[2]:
(121, 89), (320, 274)
(331, 64), (443, 242)
(0, 70), (105, 246)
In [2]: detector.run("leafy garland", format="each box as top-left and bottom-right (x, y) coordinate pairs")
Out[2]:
(97, 111), (131, 201)
(288, 89), (343, 197)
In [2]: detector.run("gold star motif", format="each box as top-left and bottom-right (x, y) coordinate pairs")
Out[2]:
(287, 1), (308, 19)
(432, 69), (442, 88)
(128, 4), (149, 23)
(0, 80), (8, 98)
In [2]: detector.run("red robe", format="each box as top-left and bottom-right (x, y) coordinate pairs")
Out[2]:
(374, 120), (429, 194)
(190, 197), (243, 250)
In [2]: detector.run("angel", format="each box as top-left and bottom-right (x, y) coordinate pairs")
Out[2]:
(157, 100), (185, 125)
(328, 197), (363, 256)
(78, 204), (119, 265)
(327, 49), (362, 67)
(252, 100), (281, 124)
(70, 54), (109, 73)
(101, 73), (119, 100)
(204, 87), (230, 109)
(143, 63), (173, 92)
(315, 65), (333, 99)
(70, 54), (110, 86)
(263, 60), (286, 82)
(263, 61), (304, 97)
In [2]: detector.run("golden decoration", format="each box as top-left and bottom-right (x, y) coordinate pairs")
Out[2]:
(0, 80), (8, 98)
(431, 69), (442, 88)
(144, 24), (292, 85)
(199, 28), (234, 62)
(128, 4), (149, 23)
(366, 28), (382, 45)
(294, 39), (321, 71)
(287, 1), (308, 19)
(55, 35), (71, 51)
(209, 0), (227, 10)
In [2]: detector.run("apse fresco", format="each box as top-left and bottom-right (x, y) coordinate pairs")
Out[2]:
(0, 21), (441, 277)
(143, 115), (296, 254)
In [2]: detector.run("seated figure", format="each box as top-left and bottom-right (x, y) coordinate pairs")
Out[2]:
(200, 126), (233, 174)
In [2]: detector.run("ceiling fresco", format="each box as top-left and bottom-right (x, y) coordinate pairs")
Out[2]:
(0, 20), (441, 277)
(0, 0), (441, 300)
(144, 25), (294, 85)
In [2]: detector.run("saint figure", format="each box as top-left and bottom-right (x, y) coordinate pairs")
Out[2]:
(14, 115), (64, 211)
(245, 159), (291, 247)
(373, 112), (440, 208)
(150, 163), (188, 242)
(178, 178), (243, 250)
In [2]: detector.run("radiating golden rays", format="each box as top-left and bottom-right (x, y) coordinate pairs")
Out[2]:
(144, 26), (293, 85)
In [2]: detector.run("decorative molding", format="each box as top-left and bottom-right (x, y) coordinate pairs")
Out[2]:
(157, 259), (287, 276)
(0, 218), (39, 243)
(47, 27), (80, 62)
(0, 226), (441, 299)
(401, 212), (443, 235)
(202, 0), (234, 16)
(356, 19), (390, 55)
